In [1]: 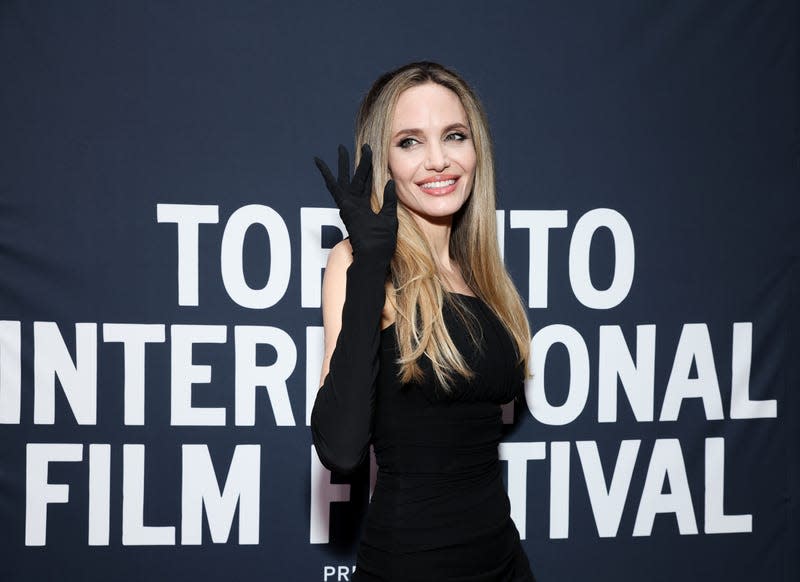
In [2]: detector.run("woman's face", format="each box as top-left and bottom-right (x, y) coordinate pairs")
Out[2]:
(387, 82), (477, 228)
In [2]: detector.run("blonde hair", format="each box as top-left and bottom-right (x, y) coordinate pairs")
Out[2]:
(354, 61), (530, 389)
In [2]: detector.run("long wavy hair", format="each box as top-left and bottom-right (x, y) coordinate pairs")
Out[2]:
(354, 61), (530, 389)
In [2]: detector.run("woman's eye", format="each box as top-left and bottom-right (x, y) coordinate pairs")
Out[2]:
(445, 132), (468, 142)
(398, 137), (419, 149)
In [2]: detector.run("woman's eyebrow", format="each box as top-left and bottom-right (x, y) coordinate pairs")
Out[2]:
(391, 122), (470, 139)
(391, 127), (422, 138)
(442, 122), (470, 133)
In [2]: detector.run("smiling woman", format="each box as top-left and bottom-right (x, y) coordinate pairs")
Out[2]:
(387, 83), (477, 228)
(311, 62), (535, 581)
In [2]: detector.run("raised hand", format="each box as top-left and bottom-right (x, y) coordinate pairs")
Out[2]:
(311, 144), (397, 474)
(314, 144), (398, 265)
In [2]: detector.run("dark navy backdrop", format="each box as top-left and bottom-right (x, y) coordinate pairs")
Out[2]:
(0, 2), (797, 581)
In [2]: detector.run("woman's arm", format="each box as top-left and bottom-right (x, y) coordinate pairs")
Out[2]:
(310, 145), (397, 474)
(311, 239), (382, 473)
(318, 239), (351, 386)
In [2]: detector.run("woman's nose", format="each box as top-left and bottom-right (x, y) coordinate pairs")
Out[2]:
(424, 142), (450, 171)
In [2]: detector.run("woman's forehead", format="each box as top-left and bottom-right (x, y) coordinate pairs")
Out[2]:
(391, 83), (468, 132)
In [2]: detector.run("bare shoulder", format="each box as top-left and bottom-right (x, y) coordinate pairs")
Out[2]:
(318, 239), (352, 384)
(326, 238), (354, 273)
(323, 238), (393, 326)
(321, 239), (353, 321)
(318, 237), (397, 385)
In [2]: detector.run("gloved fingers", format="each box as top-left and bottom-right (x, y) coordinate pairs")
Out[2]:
(380, 180), (397, 216)
(337, 144), (350, 190)
(351, 144), (373, 198)
(363, 170), (374, 208)
(314, 156), (341, 207)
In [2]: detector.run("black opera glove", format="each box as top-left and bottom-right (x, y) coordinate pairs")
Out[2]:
(314, 144), (398, 266)
(310, 144), (398, 474)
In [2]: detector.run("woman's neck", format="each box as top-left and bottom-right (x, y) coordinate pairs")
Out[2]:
(411, 214), (472, 293)
(413, 215), (453, 268)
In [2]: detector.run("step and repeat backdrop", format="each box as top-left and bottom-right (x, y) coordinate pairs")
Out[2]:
(0, 2), (797, 581)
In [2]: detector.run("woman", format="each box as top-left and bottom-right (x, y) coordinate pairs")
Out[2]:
(311, 61), (535, 581)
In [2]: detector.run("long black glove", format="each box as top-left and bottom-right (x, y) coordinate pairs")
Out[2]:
(311, 144), (397, 474)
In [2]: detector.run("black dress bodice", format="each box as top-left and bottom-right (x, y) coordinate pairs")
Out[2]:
(354, 294), (535, 581)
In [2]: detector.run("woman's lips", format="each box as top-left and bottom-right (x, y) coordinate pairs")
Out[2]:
(416, 175), (459, 196)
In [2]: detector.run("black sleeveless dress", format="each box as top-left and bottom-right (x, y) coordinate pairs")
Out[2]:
(352, 294), (536, 581)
